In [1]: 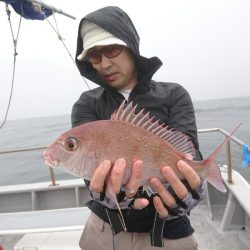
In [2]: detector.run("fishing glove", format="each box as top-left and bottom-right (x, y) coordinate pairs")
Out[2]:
(86, 178), (206, 213)
(90, 189), (135, 209)
(85, 179), (134, 209)
(164, 178), (206, 220)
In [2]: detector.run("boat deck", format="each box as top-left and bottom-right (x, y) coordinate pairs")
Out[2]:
(191, 204), (250, 250)
(0, 234), (23, 250)
(1, 203), (250, 250)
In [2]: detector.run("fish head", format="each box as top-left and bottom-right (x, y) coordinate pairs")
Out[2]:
(44, 135), (81, 167)
(44, 133), (82, 170)
(43, 123), (101, 179)
(43, 134), (92, 179)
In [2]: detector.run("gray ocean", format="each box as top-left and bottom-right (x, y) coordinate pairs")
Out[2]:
(0, 96), (249, 186)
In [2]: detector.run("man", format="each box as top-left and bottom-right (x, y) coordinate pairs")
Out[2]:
(73, 6), (205, 250)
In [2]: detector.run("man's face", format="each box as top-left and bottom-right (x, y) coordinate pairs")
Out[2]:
(88, 45), (138, 90)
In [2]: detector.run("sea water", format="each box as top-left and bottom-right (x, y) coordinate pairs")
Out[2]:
(0, 96), (249, 185)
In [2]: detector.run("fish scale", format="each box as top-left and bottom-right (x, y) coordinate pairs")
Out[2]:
(91, 120), (178, 184)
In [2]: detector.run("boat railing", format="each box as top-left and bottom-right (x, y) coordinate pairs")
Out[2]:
(0, 145), (56, 186)
(198, 127), (248, 183)
(0, 128), (249, 186)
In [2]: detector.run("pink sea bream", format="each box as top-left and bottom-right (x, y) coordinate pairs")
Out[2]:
(43, 101), (240, 226)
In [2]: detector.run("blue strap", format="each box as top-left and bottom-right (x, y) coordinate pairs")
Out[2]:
(241, 144), (250, 168)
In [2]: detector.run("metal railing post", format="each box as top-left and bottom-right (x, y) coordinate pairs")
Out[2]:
(49, 167), (57, 186)
(0, 146), (58, 186)
(226, 140), (233, 183)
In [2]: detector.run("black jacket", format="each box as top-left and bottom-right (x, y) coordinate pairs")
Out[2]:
(72, 6), (201, 239)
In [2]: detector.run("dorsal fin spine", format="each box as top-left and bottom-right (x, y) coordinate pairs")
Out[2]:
(135, 109), (146, 126)
(140, 112), (152, 129)
(155, 127), (166, 136)
(146, 120), (159, 132)
(116, 100), (127, 120)
(154, 128), (165, 137)
(162, 128), (174, 139)
(161, 129), (171, 139)
(170, 138), (182, 148)
(111, 102), (196, 157)
(113, 110), (118, 120)
(119, 107), (126, 121)
(165, 133), (176, 141)
(125, 105), (136, 122)
(170, 134), (184, 144)
(177, 136), (189, 146)
(129, 105), (139, 124)
(156, 130), (165, 137)
(167, 129), (175, 140)
(174, 138), (190, 151)
(151, 124), (164, 134)
(179, 143), (193, 153)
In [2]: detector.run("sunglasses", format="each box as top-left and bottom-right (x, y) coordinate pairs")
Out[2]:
(86, 45), (124, 64)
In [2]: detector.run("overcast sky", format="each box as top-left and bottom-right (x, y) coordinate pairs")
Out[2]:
(0, 0), (250, 120)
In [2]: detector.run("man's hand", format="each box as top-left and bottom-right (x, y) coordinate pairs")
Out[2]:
(89, 158), (204, 214)
(123, 160), (150, 208)
(89, 159), (112, 193)
(90, 158), (143, 194)
(149, 160), (202, 218)
(89, 158), (149, 209)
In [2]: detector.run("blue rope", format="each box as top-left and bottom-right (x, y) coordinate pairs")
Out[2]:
(241, 144), (250, 168)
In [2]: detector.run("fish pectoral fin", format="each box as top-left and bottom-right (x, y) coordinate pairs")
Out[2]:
(106, 181), (127, 231)
(143, 185), (156, 197)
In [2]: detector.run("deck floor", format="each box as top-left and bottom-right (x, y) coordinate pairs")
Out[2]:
(1, 205), (250, 250)
(190, 205), (250, 250)
(0, 234), (23, 250)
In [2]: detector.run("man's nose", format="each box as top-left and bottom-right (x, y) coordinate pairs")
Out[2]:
(100, 54), (112, 69)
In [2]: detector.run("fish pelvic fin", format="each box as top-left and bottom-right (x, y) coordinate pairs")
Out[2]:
(143, 185), (156, 197)
(203, 123), (242, 193)
(106, 181), (127, 231)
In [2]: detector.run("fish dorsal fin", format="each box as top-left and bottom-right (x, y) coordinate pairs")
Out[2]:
(111, 101), (196, 157)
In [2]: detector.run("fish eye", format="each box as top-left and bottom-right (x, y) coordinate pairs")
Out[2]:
(65, 137), (79, 151)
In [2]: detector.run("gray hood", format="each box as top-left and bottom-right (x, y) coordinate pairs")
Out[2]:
(75, 6), (162, 90)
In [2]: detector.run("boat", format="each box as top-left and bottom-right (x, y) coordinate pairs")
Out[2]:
(1, 2), (250, 249)
(0, 127), (250, 250)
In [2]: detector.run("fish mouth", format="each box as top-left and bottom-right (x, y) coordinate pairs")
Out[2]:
(43, 150), (60, 167)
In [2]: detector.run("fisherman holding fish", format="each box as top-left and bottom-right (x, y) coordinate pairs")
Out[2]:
(49, 6), (207, 250)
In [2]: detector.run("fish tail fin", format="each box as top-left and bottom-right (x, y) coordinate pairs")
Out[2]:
(203, 123), (241, 192)
(106, 183), (127, 231)
(203, 157), (226, 192)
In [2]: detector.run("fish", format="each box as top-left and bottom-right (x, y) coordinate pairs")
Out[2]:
(43, 101), (240, 229)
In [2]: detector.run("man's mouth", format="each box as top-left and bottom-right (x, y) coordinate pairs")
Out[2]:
(104, 72), (118, 82)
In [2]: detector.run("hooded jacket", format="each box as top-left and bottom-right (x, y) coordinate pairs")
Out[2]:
(73, 6), (201, 240)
